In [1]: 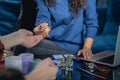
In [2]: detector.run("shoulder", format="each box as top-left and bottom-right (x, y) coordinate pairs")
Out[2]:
(87, 0), (96, 5)
(36, 0), (44, 3)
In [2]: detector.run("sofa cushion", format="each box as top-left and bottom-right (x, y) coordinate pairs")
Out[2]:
(92, 34), (117, 53)
(92, 0), (120, 53)
(102, 0), (120, 35)
(97, 8), (107, 34)
(102, 22), (119, 35)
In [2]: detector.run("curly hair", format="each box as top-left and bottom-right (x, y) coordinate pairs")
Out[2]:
(43, 0), (87, 14)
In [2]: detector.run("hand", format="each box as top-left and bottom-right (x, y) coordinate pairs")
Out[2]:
(77, 47), (93, 59)
(34, 23), (51, 38)
(18, 29), (43, 48)
(26, 58), (58, 80)
(0, 29), (43, 49)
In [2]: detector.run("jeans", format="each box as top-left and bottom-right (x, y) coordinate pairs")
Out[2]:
(26, 39), (74, 59)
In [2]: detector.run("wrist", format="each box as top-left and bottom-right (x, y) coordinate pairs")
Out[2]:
(0, 36), (10, 49)
(0, 31), (21, 49)
(15, 31), (24, 45)
(83, 47), (91, 50)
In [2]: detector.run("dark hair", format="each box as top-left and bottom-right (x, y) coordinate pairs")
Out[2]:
(43, 0), (87, 14)
(0, 68), (25, 80)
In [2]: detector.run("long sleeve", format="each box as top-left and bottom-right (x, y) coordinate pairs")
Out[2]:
(35, 0), (51, 27)
(84, 0), (99, 39)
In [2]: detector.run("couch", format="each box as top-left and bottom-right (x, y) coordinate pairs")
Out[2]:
(0, 0), (21, 35)
(92, 0), (120, 53)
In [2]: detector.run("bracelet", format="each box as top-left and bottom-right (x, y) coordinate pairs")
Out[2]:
(36, 21), (49, 27)
(83, 47), (91, 50)
(39, 22), (49, 28)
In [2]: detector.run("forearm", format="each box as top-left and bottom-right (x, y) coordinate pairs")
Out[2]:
(0, 32), (21, 49)
(83, 38), (93, 49)
(25, 74), (31, 80)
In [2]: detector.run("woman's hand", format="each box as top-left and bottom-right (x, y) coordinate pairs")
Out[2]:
(25, 58), (58, 80)
(77, 38), (94, 59)
(77, 47), (93, 59)
(34, 22), (51, 38)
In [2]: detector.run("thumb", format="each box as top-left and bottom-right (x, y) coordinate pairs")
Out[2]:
(42, 58), (52, 65)
(27, 31), (33, 36)
(77, 50), (82, 56)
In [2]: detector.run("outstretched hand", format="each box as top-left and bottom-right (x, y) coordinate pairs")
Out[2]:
(18, 29), (43, 48)
(0, 29), (43, 49)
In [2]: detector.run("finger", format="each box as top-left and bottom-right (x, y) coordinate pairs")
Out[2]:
(85, 50), (91, 59)
(86, 52), (91, 59)
(89, 53), (93, 59)
(45, 27), (51, 32)
(42, 58), (52, 65)
(18, 29), (33, 36)
(81, 49), (87, 58)
(40, 27), (46, 31)
(30, 35), (43, 44)
(77, 50), (82, 56)
(41, 32), (48, 38)
(79, 50), (87, 58)
(35, 58), (52, 68)
(33, 26), (41, 32)
(34, 29), (45, 35)
(34, 31), (41, 35)
(88, 51), (93, 59)
(27, 31), (33, 36)
(41, 32), (47, 37)
(49, 61), (58, 69)
(34, 34), (44, 39)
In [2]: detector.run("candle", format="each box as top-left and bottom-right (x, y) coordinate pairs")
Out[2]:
(19, 53), (34, 74)
(5, 56), (22, 72)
